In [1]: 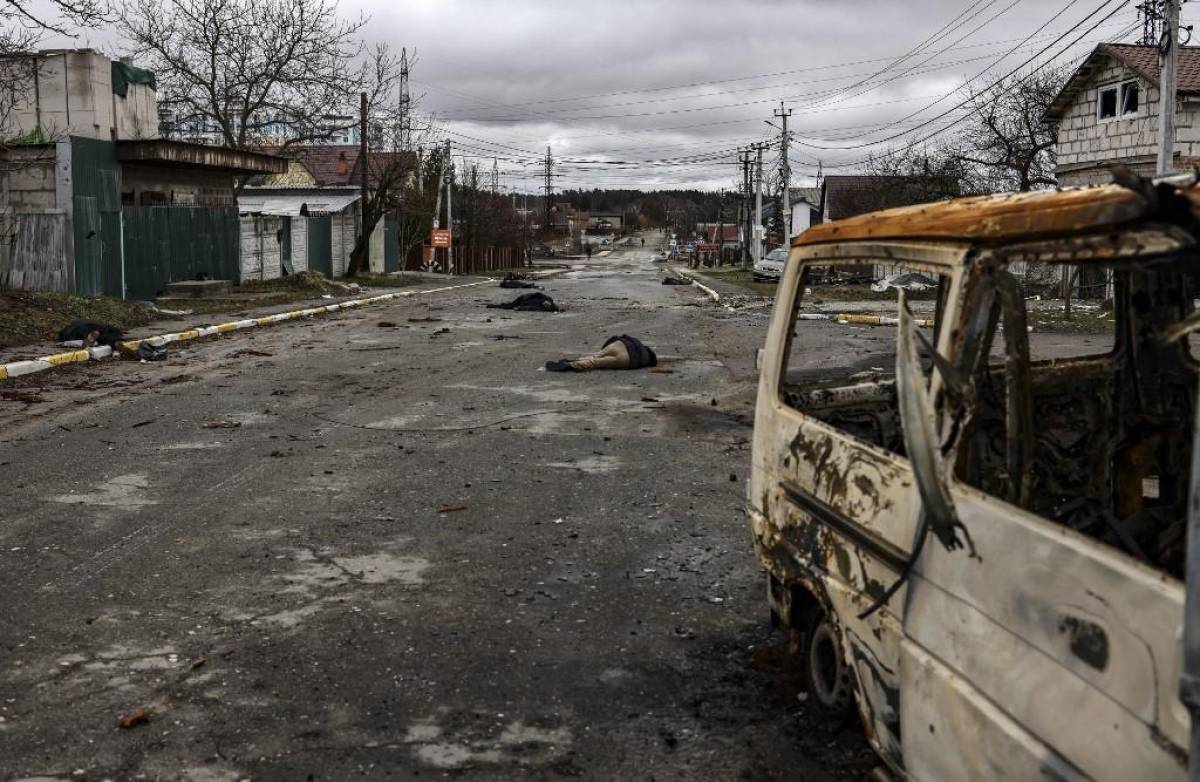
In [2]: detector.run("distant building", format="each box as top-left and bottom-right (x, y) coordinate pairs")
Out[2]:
(1045, 43), (1200, 187)
(1, 50), (284, 297)
(789, 187), (822, 238)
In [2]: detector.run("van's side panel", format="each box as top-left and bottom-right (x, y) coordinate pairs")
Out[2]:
(900, 488), (1187, 780)
(900, 641), (1087, 782)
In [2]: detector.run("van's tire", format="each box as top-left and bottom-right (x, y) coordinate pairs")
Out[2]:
(803, 610), (855, 720)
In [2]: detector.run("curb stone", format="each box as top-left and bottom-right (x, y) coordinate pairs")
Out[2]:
(0, 278), (494, 382)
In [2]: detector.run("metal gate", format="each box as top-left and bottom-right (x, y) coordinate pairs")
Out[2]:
(308, 216), (333, 277)
(70, 138), (122, 297)
(384, 215), (399, 273)
(120, 207), (240, 299)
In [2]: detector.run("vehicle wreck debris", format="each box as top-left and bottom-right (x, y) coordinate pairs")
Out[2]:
(749, 175), (1200, 781)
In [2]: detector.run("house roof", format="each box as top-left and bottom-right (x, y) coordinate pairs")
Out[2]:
(794, 183), (1146, 248)
(252, 146), (417, 187)
(1046, 43), (1200, 119)
(117, 140), (285, 175)
(238, 191), (360, 216)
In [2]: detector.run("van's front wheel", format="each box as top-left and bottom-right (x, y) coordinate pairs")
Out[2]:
(803, 611), (855, 719)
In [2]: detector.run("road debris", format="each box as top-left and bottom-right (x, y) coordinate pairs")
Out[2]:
(117, 707), (150, 729)
(58, 320), (125, 347)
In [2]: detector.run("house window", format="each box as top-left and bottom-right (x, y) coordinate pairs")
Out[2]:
(1121, 82), (1139, 115)
(1098, 81), (1140, 120)
(1098, 85), (1118, 119)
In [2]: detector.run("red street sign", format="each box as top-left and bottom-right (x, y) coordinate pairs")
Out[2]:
(431, 229), (452, 248)
(696, 243), (720, 252)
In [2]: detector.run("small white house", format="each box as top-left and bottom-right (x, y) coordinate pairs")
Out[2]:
(1045, 43), (1200, 187)
(237, 191), (361, 280)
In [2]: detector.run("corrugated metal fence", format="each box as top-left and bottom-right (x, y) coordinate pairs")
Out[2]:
(122, 207), (240, 299)
(0, 212), (71, 291)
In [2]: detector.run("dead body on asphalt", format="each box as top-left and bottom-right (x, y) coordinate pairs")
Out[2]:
(545, 334), (657, 372)
(488, 292), (560, 311)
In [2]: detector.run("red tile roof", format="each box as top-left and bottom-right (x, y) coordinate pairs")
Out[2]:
(1099, 43), (1200, 93)
(1046, 43), (1200, 119)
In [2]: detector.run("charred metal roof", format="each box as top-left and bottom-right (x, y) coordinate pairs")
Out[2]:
(116, 140), (285, 175)
(793, 184), (1151, 248)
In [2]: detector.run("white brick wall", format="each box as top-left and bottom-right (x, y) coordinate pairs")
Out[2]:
(239, 215), (283, 281)
(290, 217), (308, 273)
(1055, 57), (1194, 172)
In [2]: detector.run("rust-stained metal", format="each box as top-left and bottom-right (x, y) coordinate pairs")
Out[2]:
(794, 183), (1149, 248)
(753, 175), (1200, 780)
(116, 139), (286, 175)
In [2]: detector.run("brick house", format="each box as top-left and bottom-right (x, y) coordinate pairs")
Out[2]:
(1045, 43), (1200, 187)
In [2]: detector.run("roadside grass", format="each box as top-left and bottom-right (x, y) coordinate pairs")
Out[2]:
(0, 290), (155, 349)
(487, 264), (567, 277)
(1028, 307), (1115, 335)
(694, 267), (780, 297)
(162, 271), (423, 316)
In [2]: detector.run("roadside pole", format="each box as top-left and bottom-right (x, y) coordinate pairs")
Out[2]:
(775, 103), (793, 242)
(1158, 0), (1181, 174)
(360, 91), (369, 271)
(444, 139), (454, 274)
(753, 145), (764, 267)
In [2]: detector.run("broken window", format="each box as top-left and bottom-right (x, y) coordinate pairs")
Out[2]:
(954, 259), (1198, 578)
(779, 262), (949, 456)
(1098, 85), (1118, 119)
(1121, 82), (1139, 115)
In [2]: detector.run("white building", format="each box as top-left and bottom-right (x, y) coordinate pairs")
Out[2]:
(1045, 43), (1200, 187)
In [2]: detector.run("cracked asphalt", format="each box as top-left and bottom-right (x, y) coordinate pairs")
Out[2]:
(0, 238), (875, 780)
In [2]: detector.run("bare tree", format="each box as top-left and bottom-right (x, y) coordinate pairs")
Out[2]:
(117, 0), (369, 150)
(957, 67), (1066, 193)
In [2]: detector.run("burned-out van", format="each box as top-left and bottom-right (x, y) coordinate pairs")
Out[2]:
(748, 177), (1200, 779)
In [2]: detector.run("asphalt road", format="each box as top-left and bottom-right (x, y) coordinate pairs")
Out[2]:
(0, 239), (874, 780)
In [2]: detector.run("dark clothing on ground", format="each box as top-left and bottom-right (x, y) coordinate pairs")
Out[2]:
(488, 292), (559, 312)
(499, 274), (539, 289)
(605, 335), (656, 368)
(546, 334), (657, 372)
(662, 276), (692, 286)
(58, 320), (125, 347)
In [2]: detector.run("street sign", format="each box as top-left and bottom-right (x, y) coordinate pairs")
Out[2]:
(431, 229), (451, 248)
(696, 243), (720, 253)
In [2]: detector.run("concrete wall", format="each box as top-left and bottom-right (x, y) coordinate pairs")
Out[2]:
(240, 215), (283, 281)
(5, 51), (158, 142)
(368, 218), (385, 273)
(331, 207), (356, 277)
(0, 147), (58, 210)
(290, 217), (308, 273)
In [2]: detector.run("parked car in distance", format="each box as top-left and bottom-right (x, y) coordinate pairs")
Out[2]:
(753, 247), (789, 281)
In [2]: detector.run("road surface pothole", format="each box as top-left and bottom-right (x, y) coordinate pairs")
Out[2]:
(404, 714), (571, 770)
(49, 473), (157, 510)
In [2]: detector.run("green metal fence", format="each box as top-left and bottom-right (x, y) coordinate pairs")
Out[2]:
(308, 216), (333, 277)
(121, 207), (240, 299)
(384, 216), (399, 273)
(70, 137), (121, 297)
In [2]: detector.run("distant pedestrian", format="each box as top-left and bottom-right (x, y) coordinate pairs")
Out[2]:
(586, 245), (593, 260)
(641, 238), (645, 247)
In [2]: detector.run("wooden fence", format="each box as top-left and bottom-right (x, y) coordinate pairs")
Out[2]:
(0, 211), (71, 292)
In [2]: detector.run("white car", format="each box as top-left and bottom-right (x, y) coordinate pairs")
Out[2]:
(752, 247), (788, 281)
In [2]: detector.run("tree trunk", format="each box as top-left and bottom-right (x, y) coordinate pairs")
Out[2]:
(346, 208), (383, 277)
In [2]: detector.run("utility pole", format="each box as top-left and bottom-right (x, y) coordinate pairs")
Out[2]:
(753, 144), (764, 266)
(399, 48), (411, 151)
(359, 91), (369, 270)
(775, 102), (793, 243)
(444, 139), (454, 274)
(492, 157), (499, 195)
(543, 145), (554, 236)
(1158, 0), (1181, 175)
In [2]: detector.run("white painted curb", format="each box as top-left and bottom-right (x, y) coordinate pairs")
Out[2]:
(1, 278), (493, 382)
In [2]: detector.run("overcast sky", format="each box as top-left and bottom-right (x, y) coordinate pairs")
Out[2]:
(57, 0), (1186, 191)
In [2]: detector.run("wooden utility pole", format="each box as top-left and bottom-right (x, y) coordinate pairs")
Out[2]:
(1157, 0), (1180, 174)
(444, 139), (453, 274)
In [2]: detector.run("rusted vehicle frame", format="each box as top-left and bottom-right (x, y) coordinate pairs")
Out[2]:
(752, 179), (1200, 780)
